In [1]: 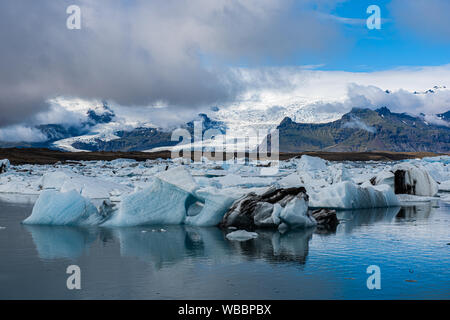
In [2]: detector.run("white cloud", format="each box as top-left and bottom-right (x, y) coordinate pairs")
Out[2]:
(0, 125), (47, 143)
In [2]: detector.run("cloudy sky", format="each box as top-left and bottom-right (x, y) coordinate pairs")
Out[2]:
(0, 0), (449, 141)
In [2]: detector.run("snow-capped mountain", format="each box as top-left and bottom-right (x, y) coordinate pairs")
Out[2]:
(0, 85), (449, 152)
(272, 106), (450, 153)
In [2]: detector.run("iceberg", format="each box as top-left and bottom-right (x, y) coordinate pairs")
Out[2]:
(103, 178), (190, 227)
(0, 159), (10, 174)
(155, 166), (198, 193)
(105, 169), (238, 227)
(371, 170), (395, 189)
(309, 181), (400, 209)
(23, 190), (103, 226)
(277, 197), (316, 229)
(296, 155), (327, 171)
(39, 170), (131, 199)
(393, 163), (438, 196)
(185, 189), (237, 227)
(221, 186), (313, 230)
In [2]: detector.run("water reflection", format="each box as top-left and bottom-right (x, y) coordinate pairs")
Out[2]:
(25, 223), (315, 266)
(24, 225), (98, 259)
(395, 203), (433, 221)
(226, 229), (314, 264)
(337, 206), (401, 233)
(25, 205), (434, 266)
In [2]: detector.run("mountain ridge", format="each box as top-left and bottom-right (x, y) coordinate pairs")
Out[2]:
(271, 107), (450, 153)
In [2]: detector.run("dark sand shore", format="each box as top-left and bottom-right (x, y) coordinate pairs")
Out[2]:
(0, 148), (446, 165)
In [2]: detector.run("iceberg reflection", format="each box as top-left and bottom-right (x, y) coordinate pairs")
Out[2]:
(24, 225), (98, 259)
(27, 206), (434, 266)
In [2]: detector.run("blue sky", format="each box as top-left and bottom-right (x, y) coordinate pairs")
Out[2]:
(336, 0), (449, 71)
(285, 0), (450, 71)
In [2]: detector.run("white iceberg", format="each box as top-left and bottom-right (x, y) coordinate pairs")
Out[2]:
(103, 178), (190, 227)
(0, 159), (10, 173)
(155, 166), (198, 193)
(185, 189), (237, 227)
(438, 180), (450, 192)
(393, 163), (438, 196)
(309, 181), (400, 209)
(277, 197), (316, 228)
(39, 170), (131, 199)
(371, 170), (395, 189)
(105, 168), (237, 227)
(23, 190), (102, 226)
(296, 155), (327, 171)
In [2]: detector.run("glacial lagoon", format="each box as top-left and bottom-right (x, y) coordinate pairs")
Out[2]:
(0, 196), (448, 300)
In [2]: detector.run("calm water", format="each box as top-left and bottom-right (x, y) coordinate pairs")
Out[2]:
(0, 195), (449, 299)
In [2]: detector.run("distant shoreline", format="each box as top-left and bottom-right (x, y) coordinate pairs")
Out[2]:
(0, 148), (447, 165)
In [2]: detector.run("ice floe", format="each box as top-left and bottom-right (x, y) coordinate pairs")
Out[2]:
(226, 230), (258, 241)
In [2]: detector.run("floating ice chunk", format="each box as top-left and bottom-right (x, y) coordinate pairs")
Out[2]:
(226, 230), (258, 241)
(328, 163), (351, 184)
(39, 170), (131, 199)
(421, 162), (450, 183)
(371, 170), (395, 189)
(23, 190), (102, 226)
(155, 166), (198, 193)
(439, 180), (450, 192)
(296, 155), (327, 171)
(185, 189), (237, 227)
(393, 163), (438, 196)
(221, 187), (312, 230)
(441, 194), (450, 204)
(396, 194), (438, 202)
(421, 155), (450, 165)
(0, 159), (10, 173)
(279, 197), (316, 228)
(278, 171), (328, 192)
(213, 174), (275, 188)
(39, 170), (71, 190)
(309, 181), (400, 209)
(110, 158), (137, 166)
(103, 178), (190, 227)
